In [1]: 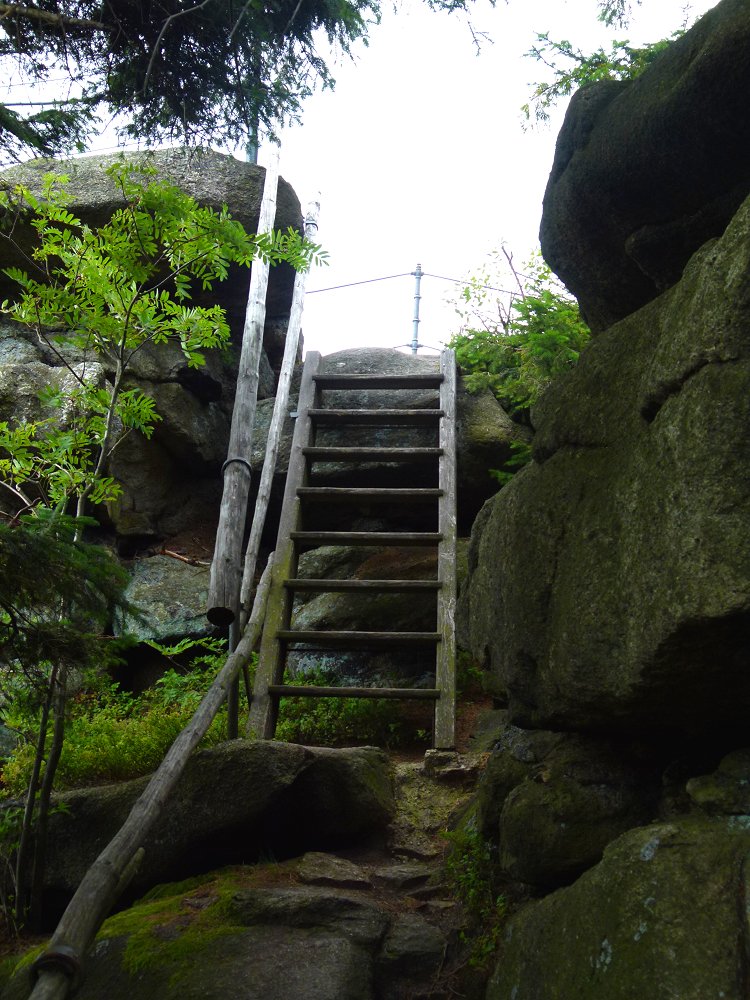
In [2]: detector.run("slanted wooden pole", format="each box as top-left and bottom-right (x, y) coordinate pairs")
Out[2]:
(206, 150), (280, 626)
(238, 196), (321, 632)
(27, 558), (274, 1000)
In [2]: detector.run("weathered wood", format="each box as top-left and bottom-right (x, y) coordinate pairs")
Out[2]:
(308, 408), (443, 426)
(248, 347), (457, 747)
(276, 629), (441, 647)
(268, 685), (440, 700)
(247, 352), (322, 739)
(296, 487), (442, 503)
(291, 530), (442, 548)
(313, 374), (443, 389)
(238, 197), (321, 630)
(28, 557), (274, 1000)
(206, 152), (279, 626)
(303, 446), (442, 462)
(435, 349), (457, 749)
(284, 579), (441, 592)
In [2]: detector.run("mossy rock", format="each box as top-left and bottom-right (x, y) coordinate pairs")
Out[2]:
(462, 185), (750, 738)
(3, 861), (448, 1000)
(487, 815), (750, 1000)
(41, 742), (394, 912)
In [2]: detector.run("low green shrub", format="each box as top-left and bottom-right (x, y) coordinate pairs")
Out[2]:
(1, 659), (430, 796)
(444, 825), (507, 968)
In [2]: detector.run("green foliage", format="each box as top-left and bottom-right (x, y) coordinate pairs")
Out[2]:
(449, 249), (590, 419)
(0, 657), (433, 796)
(489, 441), (532, 487)
(443, 825), (506, 967)
(522, 0), (694, 127)
(0, 0), (380, 159)
(522, 28), (681, 125)
(0, 164), (324, 519)
(0, 97), (97, 163)
(0, 0), (487, 160)
(0, 166), (320, 923)
(0, 804), (23, 925)
(456, 650), (485, 698)
(1, 649), (231, 797)
(0, 511), (131, 685)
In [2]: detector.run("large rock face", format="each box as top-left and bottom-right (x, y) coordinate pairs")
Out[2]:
(40, 741), (394, 913)
(487, 816), (750, 1000)
(3, 856), (451, 1000)
(540, 0), (750, 332)
(461, 189), (750, 737)
(473, 721), (657, 889)
(0, 148), (302, 327)
(0, 148), (297, 541)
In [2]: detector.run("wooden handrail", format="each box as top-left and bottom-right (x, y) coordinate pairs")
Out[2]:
(27, 558), (274, 1000)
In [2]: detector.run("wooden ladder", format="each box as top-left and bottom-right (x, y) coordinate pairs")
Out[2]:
(248, 349), (457, 748)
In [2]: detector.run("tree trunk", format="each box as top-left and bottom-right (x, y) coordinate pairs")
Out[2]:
(14, 666), (55, 925)
(29, 663), (67, 930)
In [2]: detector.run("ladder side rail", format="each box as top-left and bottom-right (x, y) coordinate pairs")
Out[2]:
(435, 348), (457, 748)
(247, 351), (322, 738)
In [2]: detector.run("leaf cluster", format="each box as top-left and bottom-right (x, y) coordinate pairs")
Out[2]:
(522, 27), (681, 125)
(0, 0), (383, 158)
(449, 250), (590, 419)
(275, 666), (423, 747)
(1, 164), (322, 367)
(1, 667), (230, 796)
(443, 826), (506, 967)
(0, 163), (324, 516)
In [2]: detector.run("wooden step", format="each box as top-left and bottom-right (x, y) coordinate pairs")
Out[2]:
(276, 629), (441, 648)
(308, 408), (443, 426)
(291, 531), (442, 549)
(268, 684), (440, 700)
(284, 578), (441, 593)
(297, 487), (442, 504)
(303, 446), (443, 463)
(313, 374), (443, 390)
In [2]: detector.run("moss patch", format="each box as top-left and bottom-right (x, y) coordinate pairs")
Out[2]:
(99, 865), (291, 985)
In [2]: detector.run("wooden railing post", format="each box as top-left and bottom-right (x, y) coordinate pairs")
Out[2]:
(206, 150), (279, 626)
(238, 197), (321, 631)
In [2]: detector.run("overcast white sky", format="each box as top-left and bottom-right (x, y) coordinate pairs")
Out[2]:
(271, 0), (718, 356)
(1, 0), (719, 357)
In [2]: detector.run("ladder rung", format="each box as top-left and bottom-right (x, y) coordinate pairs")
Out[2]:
(303, 447), (443, 463)
(297, 487), (442, 503)
(309, 408), (444, 426)
(291, 531), (442, 549)
(284, 579), (441, 592)
(276, 630), (441, 648)
(268, 685), (441, 700)
(313, 374), (443, 390)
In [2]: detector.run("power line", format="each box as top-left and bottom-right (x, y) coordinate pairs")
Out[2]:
(422, 271), (518, 295)
(305, 272), (411, 294)
(306, 269), (518, 297)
